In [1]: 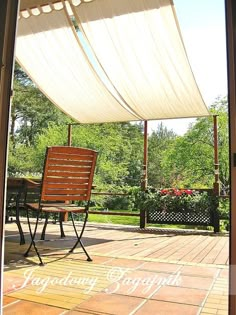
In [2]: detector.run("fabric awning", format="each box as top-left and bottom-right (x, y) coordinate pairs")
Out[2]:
(16, 5), (140, 123)
(16, 0), (210, 124)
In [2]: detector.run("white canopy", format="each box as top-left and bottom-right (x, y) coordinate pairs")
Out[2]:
(16, 0), (209, 123)
(16, 5), (139, 123)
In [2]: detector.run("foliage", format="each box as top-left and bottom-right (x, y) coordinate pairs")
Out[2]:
(7, 140), (38, 176)
(10, 64), (144, 183)
(218, 198), (230, 219)
(11, 64), (69, 147)
(134, 187), (216, 215)
(90, 185), (138, 210)
(162, 97), (229, 192)
(103, 195), (134, 210)
(8, 64), (70, 175)
(148, 123), (176, 187)
(33, 122), (144, 187)
(220, 220), (230, 232)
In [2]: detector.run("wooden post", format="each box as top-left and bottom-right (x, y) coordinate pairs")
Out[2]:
(140, 120), (148, 228)
(67, 124), (72, 146)
(213, 115), (220, 233)
(0, 0), (19, 310)
(63, 123), (73, 221)
(226, 0), (236, 312)
(141, 120), (148, 191)
(213, 115), (220, 195)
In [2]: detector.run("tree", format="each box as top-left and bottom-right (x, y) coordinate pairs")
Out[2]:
(8, 64), (70, 175)
(147, 123), (176, 188)
(33, 122), (144, 188)
(9, 65), (145, 185)
(10, 64), (68, 147)
(162, 97), (229, 191)
(9, 66), (229, 193)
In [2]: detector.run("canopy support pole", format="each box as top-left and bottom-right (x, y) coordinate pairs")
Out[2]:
(67, 123), (72, 146)
(140, 120), (148, 228)
(212, 115), (220, 233)
(213, 115), (220, 195)
(141, 120), (148, 191)
(65, 122), (73, 221)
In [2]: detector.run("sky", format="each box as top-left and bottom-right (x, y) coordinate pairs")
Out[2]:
(148, 0), (227, 135)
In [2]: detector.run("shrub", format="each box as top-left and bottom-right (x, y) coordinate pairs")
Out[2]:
(134, 187), (217, 214)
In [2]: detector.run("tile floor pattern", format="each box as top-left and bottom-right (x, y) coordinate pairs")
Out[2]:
(3, 221), (229, 314)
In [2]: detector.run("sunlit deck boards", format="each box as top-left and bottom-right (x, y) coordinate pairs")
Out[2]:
(83, 224), (229, 266)
(5, 221), (229, 265)
(3, 221), (229, 314)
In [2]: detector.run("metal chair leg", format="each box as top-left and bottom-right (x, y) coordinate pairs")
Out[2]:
(69, 212), (92, 261)
(24, 208), (44, 266)
(59, 213), (66, 238)
(77, 239), (92, 262)
(40, 213), (48, 240)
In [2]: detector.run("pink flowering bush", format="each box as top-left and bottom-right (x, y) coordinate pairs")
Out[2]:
(160, 188), (193, 196)
(135, 187), (215, 214)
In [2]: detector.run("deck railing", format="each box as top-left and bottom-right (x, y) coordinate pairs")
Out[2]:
(6, 179), (226, 241)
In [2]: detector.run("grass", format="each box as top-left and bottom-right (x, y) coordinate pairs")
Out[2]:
(87, 212), (217, 231)
(88, 213), (140, 226)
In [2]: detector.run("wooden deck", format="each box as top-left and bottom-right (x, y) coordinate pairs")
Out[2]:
(3, 220), (229, 315)
(83, 225), (229, 265)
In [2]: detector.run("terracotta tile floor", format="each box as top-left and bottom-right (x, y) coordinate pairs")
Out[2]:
(3, 221), (229, 314)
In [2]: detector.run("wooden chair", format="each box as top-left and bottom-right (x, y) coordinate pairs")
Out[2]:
(24, 146), (97, 266)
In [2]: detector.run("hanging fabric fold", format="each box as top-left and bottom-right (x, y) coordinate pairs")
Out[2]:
(16, 5), (140, 123)
(71, 0), (210, 120)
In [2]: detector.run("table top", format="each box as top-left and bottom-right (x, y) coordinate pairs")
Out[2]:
(7, 177), (40, 190)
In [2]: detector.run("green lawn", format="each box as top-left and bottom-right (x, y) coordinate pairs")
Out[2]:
(87, 212), (220, 231)
(88, 213), (140, 226)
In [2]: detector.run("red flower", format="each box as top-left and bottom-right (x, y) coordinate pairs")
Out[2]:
(161, 189), (169, 195)
(174, 190), (182, 196)
(183, 189), (193, 195)
(159, 188), (193, 196)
